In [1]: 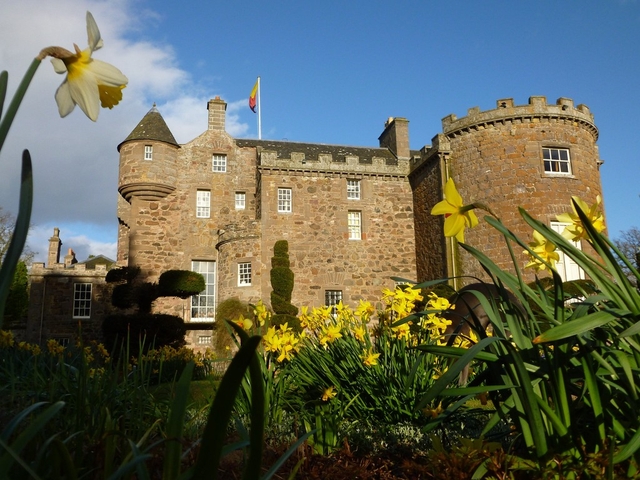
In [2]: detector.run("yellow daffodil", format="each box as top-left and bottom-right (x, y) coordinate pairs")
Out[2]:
(556, 195), (606, 241)
(353, 325), (367, 342)
(524, 230), (560, 272)
(41, 12), (128, 121)
(427, 293), (451, 311)
(361, 348), (381, 367)
(234, 315), (253, 331)
(263, 326), (281, 353)
(319, 324), (343, 347)
(322, 386), (337, 401)
(355, 300), (375, 319)
(253, 300), (269, 326)
(422, 402), (444, 419)
(430, 178), (479, 242)
(391, 322), (411, 341)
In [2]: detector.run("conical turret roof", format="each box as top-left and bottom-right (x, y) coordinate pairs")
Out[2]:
(117, 104), (179, 151)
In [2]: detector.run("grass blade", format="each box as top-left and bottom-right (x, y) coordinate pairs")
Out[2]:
(163, 362), (195, 480)
(192, 334), (262, 479)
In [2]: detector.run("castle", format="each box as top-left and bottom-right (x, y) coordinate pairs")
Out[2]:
(25, 95), (604, 347)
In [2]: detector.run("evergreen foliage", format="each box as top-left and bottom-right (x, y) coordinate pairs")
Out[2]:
(158, 270), (205, 298)
(102, 266), (204, 353)
(4, 260), (28, 322)
(214, 297), (254, 353)
(270, 240), (298, 317)
(102, 313), (187, 356)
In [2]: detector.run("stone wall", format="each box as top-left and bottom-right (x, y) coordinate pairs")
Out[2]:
(440, 97), (603, 282)
(26, 264), (113, 344)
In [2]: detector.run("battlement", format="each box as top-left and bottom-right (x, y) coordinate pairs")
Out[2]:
(236, 139), (411, 177)
(441, 96), (598, 140)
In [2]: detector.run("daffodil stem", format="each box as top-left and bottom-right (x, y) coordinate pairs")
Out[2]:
(0, 58), (42, 154)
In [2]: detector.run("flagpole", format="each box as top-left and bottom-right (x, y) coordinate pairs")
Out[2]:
(257, 76), (262, 140)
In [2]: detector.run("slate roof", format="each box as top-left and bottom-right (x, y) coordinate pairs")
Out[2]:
(77, 255), (116, 270)
(236, 139), (418, 165)
(118, 105), (179, 151)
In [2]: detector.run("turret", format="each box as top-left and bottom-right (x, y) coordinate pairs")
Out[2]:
(117, 104), (180, 201)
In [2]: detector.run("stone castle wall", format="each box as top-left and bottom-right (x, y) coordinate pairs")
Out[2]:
(440, 97), (603, 281)
(26, 264), (113, 343)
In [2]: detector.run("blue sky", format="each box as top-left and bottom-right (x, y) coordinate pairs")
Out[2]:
(1, 0), (639, 264)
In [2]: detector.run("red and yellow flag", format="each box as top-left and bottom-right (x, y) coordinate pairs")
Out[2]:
(249, 79), (258, 113)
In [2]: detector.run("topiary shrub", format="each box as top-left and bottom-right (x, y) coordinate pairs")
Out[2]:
(102, 313), (186, 356)
(270, 240), (298, 317)
(158, 270), (205, 298)
(214, 298), (254, 354)
(105, 265), (140, 284)
(111, 283), (134, 310)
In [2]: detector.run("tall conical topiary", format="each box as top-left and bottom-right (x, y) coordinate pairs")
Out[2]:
(270, 240), (300, 330)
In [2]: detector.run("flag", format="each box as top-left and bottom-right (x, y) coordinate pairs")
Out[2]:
(249, 79), (258, 113)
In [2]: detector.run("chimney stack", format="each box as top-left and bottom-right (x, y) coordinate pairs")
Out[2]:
(207, 96), (227, 131)
(378, 117), (410, 159)
(64, 248), (77, 267)
(48, 228), (62, 267)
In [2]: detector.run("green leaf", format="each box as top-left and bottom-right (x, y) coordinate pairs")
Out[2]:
(0, 401), (65, 476)
(533, 309), (626, 343)
(0, 71), (7, 120)
(0, 59), (41, 152)
(0, 150), (33, 325)
(192, 333), (262, 479)
(162, 362), (195, 480)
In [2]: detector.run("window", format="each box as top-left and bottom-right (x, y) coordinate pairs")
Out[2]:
(196, 190), (211, 218)
(543, 147), (571, 174)
(198, 335), (212, 345)
(238, 262), (252, 286)
(212, 154), (227, 172)
(73, 283), (92, 318)
(325, 290), (343, 317)
(144, 145), (153, 160)
(347, 179), (361, 200)
(348, 211), (362, 240)
(235, 192), (246, 210)
(191, 261), (216, 321)
(278, 188), (292, 213)
(54, 337), (70, 347)
(550, 222), (585, 281)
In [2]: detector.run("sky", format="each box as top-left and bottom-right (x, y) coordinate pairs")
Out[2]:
(1, 0), (639, 264)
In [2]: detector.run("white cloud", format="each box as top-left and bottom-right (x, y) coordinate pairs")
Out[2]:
(0, 0), (227, 261)
(28, 223), (117, 265)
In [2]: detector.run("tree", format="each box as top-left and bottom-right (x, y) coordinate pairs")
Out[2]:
(4, 261), (28, 325)
(0, 206), (35, 265)
(613, 226), (640, 287)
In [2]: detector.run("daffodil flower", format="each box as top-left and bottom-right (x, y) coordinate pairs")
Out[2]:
(524, 230), (560, 272)
(431, 178), (479, 242)
(40, 12), (128, 121)
(361, 348), (380, 367)
(556, 195), (605, 241)
(322, 386), (337, 402)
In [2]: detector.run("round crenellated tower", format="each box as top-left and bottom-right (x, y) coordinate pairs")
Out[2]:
(413, 96), (604, 284)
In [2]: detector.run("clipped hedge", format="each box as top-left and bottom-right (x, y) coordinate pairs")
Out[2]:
(111, 283), (134, 310)
(270, 240), (298, 317)
(105, 265), (140, 284)
(158, 270), (205, 298)
(102, 313), (187, 356)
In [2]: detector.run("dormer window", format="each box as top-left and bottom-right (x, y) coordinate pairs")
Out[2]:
(144, 145), (153, 160)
